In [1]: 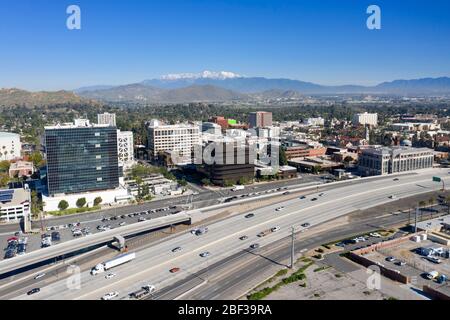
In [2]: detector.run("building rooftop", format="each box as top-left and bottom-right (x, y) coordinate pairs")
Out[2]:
(0, 188), (30, 207)
(0, 131), (20, 139)
(45, 119), (111, 130)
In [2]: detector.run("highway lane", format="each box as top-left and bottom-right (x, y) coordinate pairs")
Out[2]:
(14, 168), (450, 300)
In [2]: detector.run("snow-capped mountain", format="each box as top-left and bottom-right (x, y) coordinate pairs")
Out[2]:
(160, 70), (241, 81)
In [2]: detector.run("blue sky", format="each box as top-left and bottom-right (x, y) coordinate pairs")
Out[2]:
(1, 0), (450, 91)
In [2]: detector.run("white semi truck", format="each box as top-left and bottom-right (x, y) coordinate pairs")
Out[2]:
(91, 253), (136, 275)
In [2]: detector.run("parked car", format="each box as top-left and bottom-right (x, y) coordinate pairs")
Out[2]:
(395, 261), (406, 266)
(386, 256), (396, 262)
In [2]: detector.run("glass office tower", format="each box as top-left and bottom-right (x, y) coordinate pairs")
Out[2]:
(45, 121), (119, 195)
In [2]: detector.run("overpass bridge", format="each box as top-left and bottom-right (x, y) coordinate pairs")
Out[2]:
(0, 213), (191, 277)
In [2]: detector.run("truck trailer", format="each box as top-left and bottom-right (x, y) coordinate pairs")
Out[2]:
(91, 253), (136, 275)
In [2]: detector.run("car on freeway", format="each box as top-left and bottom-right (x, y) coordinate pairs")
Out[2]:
(245, 213), (255, 219)
(172, 247), (182, 253)
(27, 288), (40, 296)
(388, 195), (397, 199)
(301, 223), (311, 228)
(271, 226), (281, 232)
(17, 243), (27, 255)
(275, 207), (284, 212)
(393, 178), (399, 181)
(311, 198), (318, 201)
(299, 196), (306, 199)
(386, 256), (396, 262)
(105, 273), (116, 280)
(51, 232), (61, 242)
(138, 217), (147, 222)
(282, 191), (290, 195)
(199, 252), (210, 258)
(101, 291), (119, 300)
(318, 193), (325, 197)
(239, 236), (248, 241)
(249, 243), (260, 249)
(396, 261), (406, 266)
(34, 273), (46, 280)
(142, 284), (156, 294)
(169, 267), (180, 273)
(119, 222), (127, 227)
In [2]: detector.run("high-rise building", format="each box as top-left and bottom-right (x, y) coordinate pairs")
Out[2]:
(249, 112), (273, 128)
(146, 120), (200, 165)
(45, 119), (119, 195)
(97, 113), (117, 127)
(117, 130), (134, 167)
(353, 112), (378, 127)
(0, 132), (21, 160)
(358, 146), (433, 176)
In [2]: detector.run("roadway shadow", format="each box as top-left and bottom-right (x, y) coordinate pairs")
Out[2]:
(243, 249), (288, 268)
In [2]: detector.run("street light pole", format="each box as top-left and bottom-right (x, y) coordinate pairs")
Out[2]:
(290, 227), (295, 269)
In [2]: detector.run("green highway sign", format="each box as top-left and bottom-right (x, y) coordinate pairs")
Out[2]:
(433, 176), (442, 182)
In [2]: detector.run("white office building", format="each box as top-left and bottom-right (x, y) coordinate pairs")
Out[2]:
(117, 130), (134, 167)
(147, 120), (200, 165)
(353, 112), (378, 127)
(306, 117), (325, 126)
(358, 146), (434, 176)
(0, 188), (31, 222)
(97, 113), (117, 127)
(0, 132), (21, 160)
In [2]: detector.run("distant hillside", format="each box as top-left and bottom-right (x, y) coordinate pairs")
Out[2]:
(0, 88), (98, 107)
(78, 84), (248, 103)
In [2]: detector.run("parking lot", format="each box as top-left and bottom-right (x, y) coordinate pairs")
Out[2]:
(1, 206), (181, 261)
(363, 239), (449, 288)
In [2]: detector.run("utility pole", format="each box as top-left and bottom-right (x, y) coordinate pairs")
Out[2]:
(290, 227), (295, 269)
(414, 207), (419, 232)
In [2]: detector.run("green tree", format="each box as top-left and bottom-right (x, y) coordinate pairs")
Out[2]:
(93, 197), (103, 206)
(279, 147), (288, 166)
(0, 160), (10, 172)
(418, 200), (426, 208)
(31, 191), (42, 218)
(76, 198), (86, 208)
(58, 200), (69, 211)
(179, 179), (188, 187)
(29, 151), (44, 167)
(201, 178), (211, 186)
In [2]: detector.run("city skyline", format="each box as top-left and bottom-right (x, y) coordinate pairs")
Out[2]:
(1, 0), (450, 90)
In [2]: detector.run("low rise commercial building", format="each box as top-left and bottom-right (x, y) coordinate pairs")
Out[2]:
(0, 132), (21, 160)
(0, 188), (31, 222)
(358, 146), (434, 176)
(8, 161), (35, 178)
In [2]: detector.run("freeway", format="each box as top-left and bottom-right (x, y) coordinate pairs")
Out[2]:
(12, 168), (450, 300)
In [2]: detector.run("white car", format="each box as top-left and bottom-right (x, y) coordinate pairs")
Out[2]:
(275, 207), (285, 212)
(105, 273), (116, 280)
(119, 222), (127, 227)
(369, 232), (382, 238)
(142, 285), (156, 293)
(34, 273), (46, 280)
(101, 291), (119, 300)
(200, 252), (211, 258)
(389, 195), (397, 199)
(271, 226), (281, 232)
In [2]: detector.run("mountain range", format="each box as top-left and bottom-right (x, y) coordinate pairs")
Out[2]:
(75, 72), (450, 104)
(2, 72), (450, 107)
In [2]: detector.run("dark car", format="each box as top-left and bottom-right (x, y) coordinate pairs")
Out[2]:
(27, 288), (40, 296)
(249, 243), (260, 249)
(239, 236), (249, 241)
(301, 223), (311, 228)
(4, 250), (16, 259)
(172, 247), (182, 253)
(299, 196), (306, 199)
(245, 213), (255, 219)
(169, 267), (180, 273)
(51, 232), (61, 242)
(311, 198), (318, 201)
